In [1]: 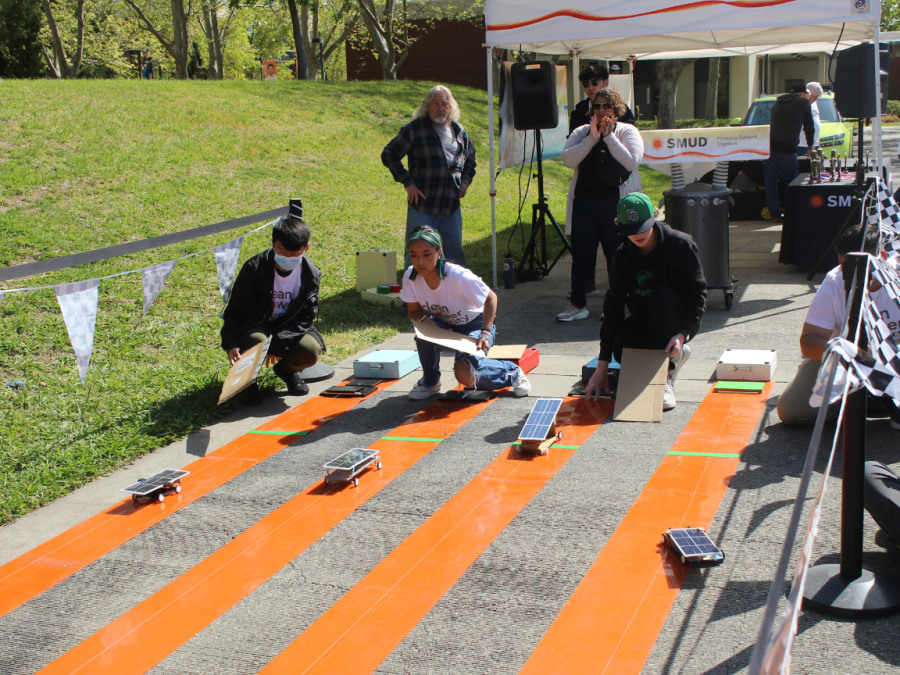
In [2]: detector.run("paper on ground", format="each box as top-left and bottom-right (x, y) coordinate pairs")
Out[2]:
(413, 320), (485, 355)
(613, 348), (669, 422)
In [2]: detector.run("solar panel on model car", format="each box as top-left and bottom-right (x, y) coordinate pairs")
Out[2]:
(121, 469), (189, 495)
(324, 448), (377, 471)
(519, 398), (563, 441)
(670, 529), (720, 555)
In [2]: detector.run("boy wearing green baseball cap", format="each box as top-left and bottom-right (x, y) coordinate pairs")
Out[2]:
(584, 192), (707, 410)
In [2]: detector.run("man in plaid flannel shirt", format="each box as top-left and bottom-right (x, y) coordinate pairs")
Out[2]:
(382, 85), (476, 269)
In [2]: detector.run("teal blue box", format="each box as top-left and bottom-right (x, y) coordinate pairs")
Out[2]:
(353, 350), (421, 380)
(582, 356), (620, 385)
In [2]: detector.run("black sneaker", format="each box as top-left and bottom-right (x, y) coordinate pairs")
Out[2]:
(243, 383), (264, 406)
(273, 360), (310, 396)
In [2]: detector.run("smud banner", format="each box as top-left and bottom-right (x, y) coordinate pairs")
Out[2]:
(640, 126), (769, 164)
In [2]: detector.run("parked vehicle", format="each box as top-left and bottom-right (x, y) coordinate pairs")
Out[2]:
(731, 93), (855, 158)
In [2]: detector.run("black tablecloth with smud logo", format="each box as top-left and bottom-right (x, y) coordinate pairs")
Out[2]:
(779, 173), (860, 270)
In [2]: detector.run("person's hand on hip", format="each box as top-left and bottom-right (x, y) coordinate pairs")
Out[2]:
(406, 184), (426, 204)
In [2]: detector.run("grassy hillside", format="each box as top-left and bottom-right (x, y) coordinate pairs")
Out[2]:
(0, 80), (670, 524)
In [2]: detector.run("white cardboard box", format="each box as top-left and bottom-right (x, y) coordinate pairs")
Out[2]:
(716, 349), (777, 382)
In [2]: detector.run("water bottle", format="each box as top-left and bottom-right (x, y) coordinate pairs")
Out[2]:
(503, 253), (516, 289)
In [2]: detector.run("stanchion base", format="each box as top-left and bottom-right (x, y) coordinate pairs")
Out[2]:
(801, 564), (900, 619)
(297, 363), (335, 383)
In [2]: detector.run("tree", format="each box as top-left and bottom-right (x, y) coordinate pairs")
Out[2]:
(41, 0), (85, 79)
(124, 0), (191, 78)
(656, 59), (696, 129)
(355, 0), (410, 80)
(882, 0), (900, 31)
(0, 0), (44, 78)
(704, 58), (720, 121)
(197, 0), (238, 79)
(285, 0), (309, 78)
(299, 0), (358, 78)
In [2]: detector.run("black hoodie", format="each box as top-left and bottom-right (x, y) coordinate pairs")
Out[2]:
(220, 249), (325, 354)
(599, 221), (707, 362)
(770, 93), (815, 154)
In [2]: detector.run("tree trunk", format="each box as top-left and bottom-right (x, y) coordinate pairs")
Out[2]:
(200, 0), (217, 79)
(655, 59), (695, 129)
(704, 58), (720, 120)
(356, 0), (409, 81)
(171, 0), (190, 79)
(41, 0), (69, 78)
(286, 0), (309, 79)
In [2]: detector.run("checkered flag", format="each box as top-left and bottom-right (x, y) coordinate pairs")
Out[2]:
(214, 236), (244, 306)
(140, 260), (177, 318)
(867, 177), (900, 257)
(55, 279), (100, 386)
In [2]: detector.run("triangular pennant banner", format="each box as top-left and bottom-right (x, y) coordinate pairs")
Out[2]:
(55, 279), (100, 386)
(214, 236), (244, 306)
(141, 260), (177, 317)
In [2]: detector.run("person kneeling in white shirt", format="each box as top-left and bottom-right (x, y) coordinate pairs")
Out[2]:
(401, 226), (531, 400)
(777, 224), (900, 427)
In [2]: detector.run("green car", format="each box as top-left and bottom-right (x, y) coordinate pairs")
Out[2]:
(732, 93), (855, 158)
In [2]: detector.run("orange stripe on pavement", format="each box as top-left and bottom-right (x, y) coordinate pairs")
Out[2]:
(259, 397), (615, 675)
(519, 384), (772, 675)
(35, 394), (498, 675)
(0, 380), (394, 619)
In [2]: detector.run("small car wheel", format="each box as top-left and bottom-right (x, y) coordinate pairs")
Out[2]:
(377, 461), (383, 470)
(680, 555), (687, 565)
(353, 477), (359, 487)
(158, 493), (165, 503)
(175, 485), (182, 494)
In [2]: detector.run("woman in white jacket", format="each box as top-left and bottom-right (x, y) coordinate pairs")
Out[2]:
(557, 88), (644, 322)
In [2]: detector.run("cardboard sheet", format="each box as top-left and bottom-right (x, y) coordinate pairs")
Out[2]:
(612, 348), (669, 422)
(218, 337), (271, 405)
(488, 344), (527, 360)
(413, 320), (485, 355)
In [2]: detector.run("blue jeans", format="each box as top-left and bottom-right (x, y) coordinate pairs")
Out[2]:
(415, 315), (521, 390)
(570, 195), (622, 308)
(763, 151), (799, 220)
(405, 205), (465, 269)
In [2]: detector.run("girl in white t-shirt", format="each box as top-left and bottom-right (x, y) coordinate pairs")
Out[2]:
(401, 226), (531, 400)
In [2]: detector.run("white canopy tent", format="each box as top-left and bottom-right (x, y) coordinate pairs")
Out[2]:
(481, 0), (884, 286)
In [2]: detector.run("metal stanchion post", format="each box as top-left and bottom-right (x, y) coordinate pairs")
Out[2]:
(802, 253), (900, 618)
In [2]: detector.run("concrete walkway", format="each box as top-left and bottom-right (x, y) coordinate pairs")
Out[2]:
(1, 217), (899, 675)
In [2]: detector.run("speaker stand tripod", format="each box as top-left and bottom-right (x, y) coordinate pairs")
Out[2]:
(519, 131), (572, 281)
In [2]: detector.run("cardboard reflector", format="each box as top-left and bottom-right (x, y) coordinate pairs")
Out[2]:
(612, 348), (669, 422)
(218, 338), (271, 404)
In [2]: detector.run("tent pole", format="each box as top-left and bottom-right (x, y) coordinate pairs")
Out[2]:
(487, 47), (498, 289)
(873, 19), (883, 184)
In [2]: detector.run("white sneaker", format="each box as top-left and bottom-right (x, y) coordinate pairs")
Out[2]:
(409, 380), (441, 400)
(556, 304), (589, 322)
(671, 343), (691, 381)
(512, 368), (532, 397)
(663, 380), (676, 410)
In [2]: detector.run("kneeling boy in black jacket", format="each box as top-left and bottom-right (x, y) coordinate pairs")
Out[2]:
(221, 204), (325, 404)
(585, 192), (707, 410)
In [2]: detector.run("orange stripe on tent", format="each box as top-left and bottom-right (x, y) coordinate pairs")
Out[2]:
(35, 394), (497, 675)
(259, 398), (615, 675)
(519, 384), (772, 675)
(0, 380), (394, 619)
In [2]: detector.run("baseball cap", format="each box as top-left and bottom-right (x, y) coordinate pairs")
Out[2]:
(616, 193), (656, 236)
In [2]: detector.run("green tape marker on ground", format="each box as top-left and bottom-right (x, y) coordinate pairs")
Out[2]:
(380, 436), (444, 443)
(667, 451), (742, 458)
(512, 442), (580, 450)
(249, 430), (309, 436)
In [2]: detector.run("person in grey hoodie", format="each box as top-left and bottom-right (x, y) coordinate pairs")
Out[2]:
(764, 84), (816, 224)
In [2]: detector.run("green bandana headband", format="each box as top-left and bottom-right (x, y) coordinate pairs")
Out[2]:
(406, 228), (446, 280)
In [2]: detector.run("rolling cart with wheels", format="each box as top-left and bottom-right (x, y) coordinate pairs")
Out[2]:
(662, 527), (725, 565)
(324, 448), (382, 488)
(122, 469), (189, 505)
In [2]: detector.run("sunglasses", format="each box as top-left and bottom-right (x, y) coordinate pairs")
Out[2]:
(582, 78), (603, 88)
(592, 103), (614, 111)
